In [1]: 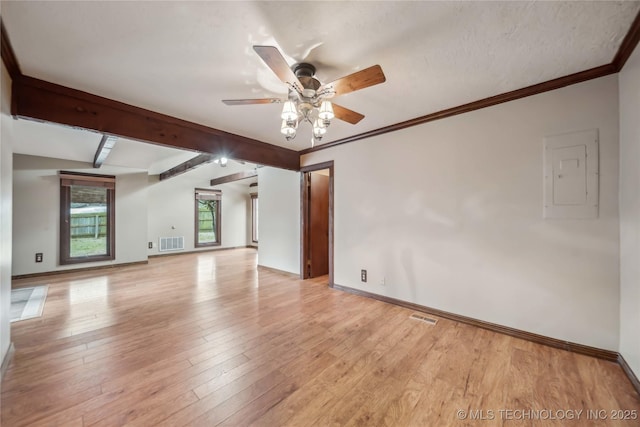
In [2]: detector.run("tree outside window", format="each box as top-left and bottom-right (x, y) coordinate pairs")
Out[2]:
(195, 189), (221, 246)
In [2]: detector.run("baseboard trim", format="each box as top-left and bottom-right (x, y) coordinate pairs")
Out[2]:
(12, 260), (149, 280)
(12, 247), (257, 279)
(257, 265), (300, 278)
(618, 353), (640, 396)
(332, 284), (640, 396)
(1, 342), (15, 380)
(148, 245), (256, 258)
(331, 284), (619, 362)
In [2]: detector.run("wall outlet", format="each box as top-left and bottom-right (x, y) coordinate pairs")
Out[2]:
(380, 276), (385, 286)
(35, 253), (43, 263)
(148, 242), (153, 249)
(361, 269), (367, 282)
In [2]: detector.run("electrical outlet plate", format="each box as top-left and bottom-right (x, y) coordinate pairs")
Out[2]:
(148, 242), (153, 249)
(361, 269), (367, 282)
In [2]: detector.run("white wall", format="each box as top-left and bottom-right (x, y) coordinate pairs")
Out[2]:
(619, 44), (640, 376)
(1, 62), (14, 371)
(257, 167), (300, 274)
(302, 75), (620, 350)
(146, 161), (252, 255)
(12, 155), (148, 276)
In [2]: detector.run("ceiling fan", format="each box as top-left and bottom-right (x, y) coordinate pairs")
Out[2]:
(222, 46), (386, 146)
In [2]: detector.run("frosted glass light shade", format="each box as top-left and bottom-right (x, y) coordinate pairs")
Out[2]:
(280, 120), (296, 137)
(281, 101), (298, 121)
(318, 101), (334, 120)
(313, 119), (327, 136)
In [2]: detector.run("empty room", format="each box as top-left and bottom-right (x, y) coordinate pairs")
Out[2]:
(1, 1), (640, 426)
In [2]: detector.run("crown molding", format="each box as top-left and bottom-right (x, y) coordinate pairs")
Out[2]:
(300, 64), (615, 155)
(613, 10), (640, 71)
(301, 10), (640, 155)
(0, 18), (20, 80)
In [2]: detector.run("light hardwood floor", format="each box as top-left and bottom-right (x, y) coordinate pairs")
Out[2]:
(2, 248), (639, 426)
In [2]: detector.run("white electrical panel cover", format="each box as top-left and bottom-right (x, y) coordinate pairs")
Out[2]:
(543, 129), (599, 219)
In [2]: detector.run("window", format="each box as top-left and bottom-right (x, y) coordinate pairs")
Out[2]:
(195, 189), (221, 247)
(60, 171), (115, 264)
(251, 193), (258, 243)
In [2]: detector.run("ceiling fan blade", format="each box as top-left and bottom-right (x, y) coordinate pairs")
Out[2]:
(253, 46), (303, 92)
(332, 103), (365, 124)
(222, 98), (283, 106)
(322, 65), (386, 97)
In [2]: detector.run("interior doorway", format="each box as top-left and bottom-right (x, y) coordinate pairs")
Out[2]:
(301, 161), (334, 285)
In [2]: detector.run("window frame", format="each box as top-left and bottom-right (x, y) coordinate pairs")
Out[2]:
(251, 192), (258, 244)
(59, 171), (116, 265)
(195, 188), (222, 247)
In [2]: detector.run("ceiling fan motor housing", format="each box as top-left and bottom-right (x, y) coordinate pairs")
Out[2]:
(293, 63), (321, 97)
(293, 62), (316, 78)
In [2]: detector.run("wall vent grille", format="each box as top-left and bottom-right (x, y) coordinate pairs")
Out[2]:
(159, 236), (184, 252)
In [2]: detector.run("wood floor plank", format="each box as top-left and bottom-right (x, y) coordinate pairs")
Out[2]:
(87, 389), (199, 427)
(251, 379), (336, 427)
(216, 377), (299, 426)
(378, 378), (425, 427)
(158, 369), (290, 426)
(2, 248), (639, 427)
(347, 323), (442, 426)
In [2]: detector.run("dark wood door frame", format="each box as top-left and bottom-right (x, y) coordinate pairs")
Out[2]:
(300, 161), (334, 286)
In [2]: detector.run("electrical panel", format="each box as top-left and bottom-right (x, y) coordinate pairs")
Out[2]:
(543, 129), (599, 219)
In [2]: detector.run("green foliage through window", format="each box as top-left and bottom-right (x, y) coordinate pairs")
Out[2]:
(198, 200), (218, 244)
(195, 189), (221, 246)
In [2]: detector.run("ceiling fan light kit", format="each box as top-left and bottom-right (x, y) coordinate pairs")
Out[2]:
(223, 45), (386, 147)
(213, 157), (228, 167)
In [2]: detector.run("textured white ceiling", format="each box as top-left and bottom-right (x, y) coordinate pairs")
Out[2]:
(3, 1), (639, 164)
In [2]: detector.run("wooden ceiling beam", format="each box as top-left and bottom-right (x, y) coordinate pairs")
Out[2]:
(159, 153), (216, 181)
(11, 76), (300, 171)
(93, 134), (117, 168)
(210, 170), (257, 186)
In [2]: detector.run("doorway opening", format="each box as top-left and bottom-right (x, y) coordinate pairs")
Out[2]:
(300, 161), (334, 285)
